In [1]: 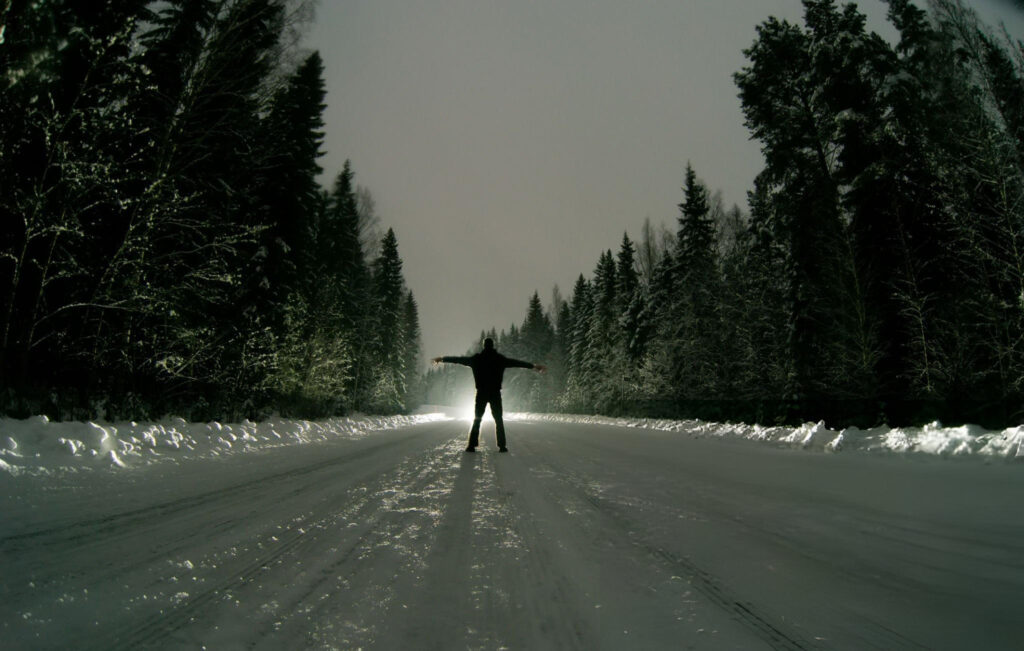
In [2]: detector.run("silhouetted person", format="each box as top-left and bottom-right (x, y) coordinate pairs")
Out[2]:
(432, 338), (546, 452)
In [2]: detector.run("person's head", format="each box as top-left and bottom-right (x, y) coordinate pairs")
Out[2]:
(483, 337), (495, 351)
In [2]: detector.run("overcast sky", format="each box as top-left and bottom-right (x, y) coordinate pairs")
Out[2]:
(304, 0), (1024, 362)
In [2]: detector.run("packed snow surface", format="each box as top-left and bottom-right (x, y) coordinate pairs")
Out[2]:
(2, 411), (1023, 649)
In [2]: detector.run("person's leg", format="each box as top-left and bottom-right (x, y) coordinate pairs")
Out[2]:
(467, 392), (486, 449)
(490, 392), (507, 450)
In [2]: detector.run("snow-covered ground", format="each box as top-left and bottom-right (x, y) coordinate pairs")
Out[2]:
(0, 413), (447, 476)
(513, 412), (1024, 459)
(2, 409), (1019, 477)
(2, 411), (1022, 649)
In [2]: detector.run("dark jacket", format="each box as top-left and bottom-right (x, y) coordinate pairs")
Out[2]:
(441, 349), (533, 393)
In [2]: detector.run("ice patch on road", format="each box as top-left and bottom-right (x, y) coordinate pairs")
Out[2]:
(509, 413), (1024, 460)
(0, 413), (447, 476)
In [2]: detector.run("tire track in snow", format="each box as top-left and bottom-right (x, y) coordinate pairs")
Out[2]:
(364, 444), (481, 650)
(1, 434), (422, 644)
(87, 436), (458, 649)
(0, 435), (411, 552)
(466, 449), (598, 650)
(525, 452), (817, 650)
(364, 438), (598, 651)
(263, 438), (468, 649)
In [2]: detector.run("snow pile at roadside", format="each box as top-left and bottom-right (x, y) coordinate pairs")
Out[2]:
(510, 413), (1024, 460)
(3, 409), (1021, 476)
(0, 413), (446, 476)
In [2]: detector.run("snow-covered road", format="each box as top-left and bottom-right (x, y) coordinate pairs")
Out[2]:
(2, 418), (1022, 649)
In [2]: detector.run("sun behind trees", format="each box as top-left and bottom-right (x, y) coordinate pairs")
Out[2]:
(426, 0), (1024, 428)
(0, 1), (421, 420)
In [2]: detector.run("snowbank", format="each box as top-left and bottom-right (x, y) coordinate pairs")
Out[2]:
(3, 410), (1021, 477)
(0, 413), (446, 476)
(510, 413), (1024, 460)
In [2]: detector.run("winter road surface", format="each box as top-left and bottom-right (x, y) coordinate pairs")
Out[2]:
(2, 418), (1023, 650)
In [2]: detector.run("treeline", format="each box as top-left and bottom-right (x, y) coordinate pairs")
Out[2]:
(427, 0), (1024, 428)
(0, 1), (422, 419)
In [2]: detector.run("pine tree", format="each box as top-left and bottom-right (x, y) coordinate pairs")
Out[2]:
(508, 291), (554, 409)
(584, 251), (620, 408)
(562, 274), (594, 411)
(614, 233), (639, 318)
(253, 50), (327, 313)
(137, 0), (218, 129)
(314, 162), (373, 408)
(369, 228), (407, 412)
(229, 49), (329, 412)
(616, 232), (648, 364)
(664, 163), (721, 399)
(402, 291), (423, 410)
(734, 1), (893, 408)
(714, 177), (793, 409)
(736, 9), (835, 402)
(520, 291), (555, 360)
(637, 251), (675, 402)
(0, 0), (430, 420)
(675, 164), (715, 271)
(550, 293), (573, 401)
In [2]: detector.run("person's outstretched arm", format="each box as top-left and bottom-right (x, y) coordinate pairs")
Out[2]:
(432, 355), (472, 366)
(502, 357), (547, 373)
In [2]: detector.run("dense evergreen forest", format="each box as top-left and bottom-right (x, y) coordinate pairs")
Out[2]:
(426, 0), (1024, 428)
(4, 0), (1023, 427)
(0, 0), (423, 419)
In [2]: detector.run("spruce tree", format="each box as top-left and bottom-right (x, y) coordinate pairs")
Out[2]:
(315, 163), (373, 408)
(617, 233), (648, 364)
(614, 233), (639, 318)
(562, 274), (594, 411)
(665, 163), (721, 399)
(369, 228), (407, 412)
(550, 295), (573, 401)
(510, 291), (554, 409)
(520, 291), (555, 360)
(402, 291), (423, 410)
(254, 50), (327, 312)
(585, 251), (618, 407)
